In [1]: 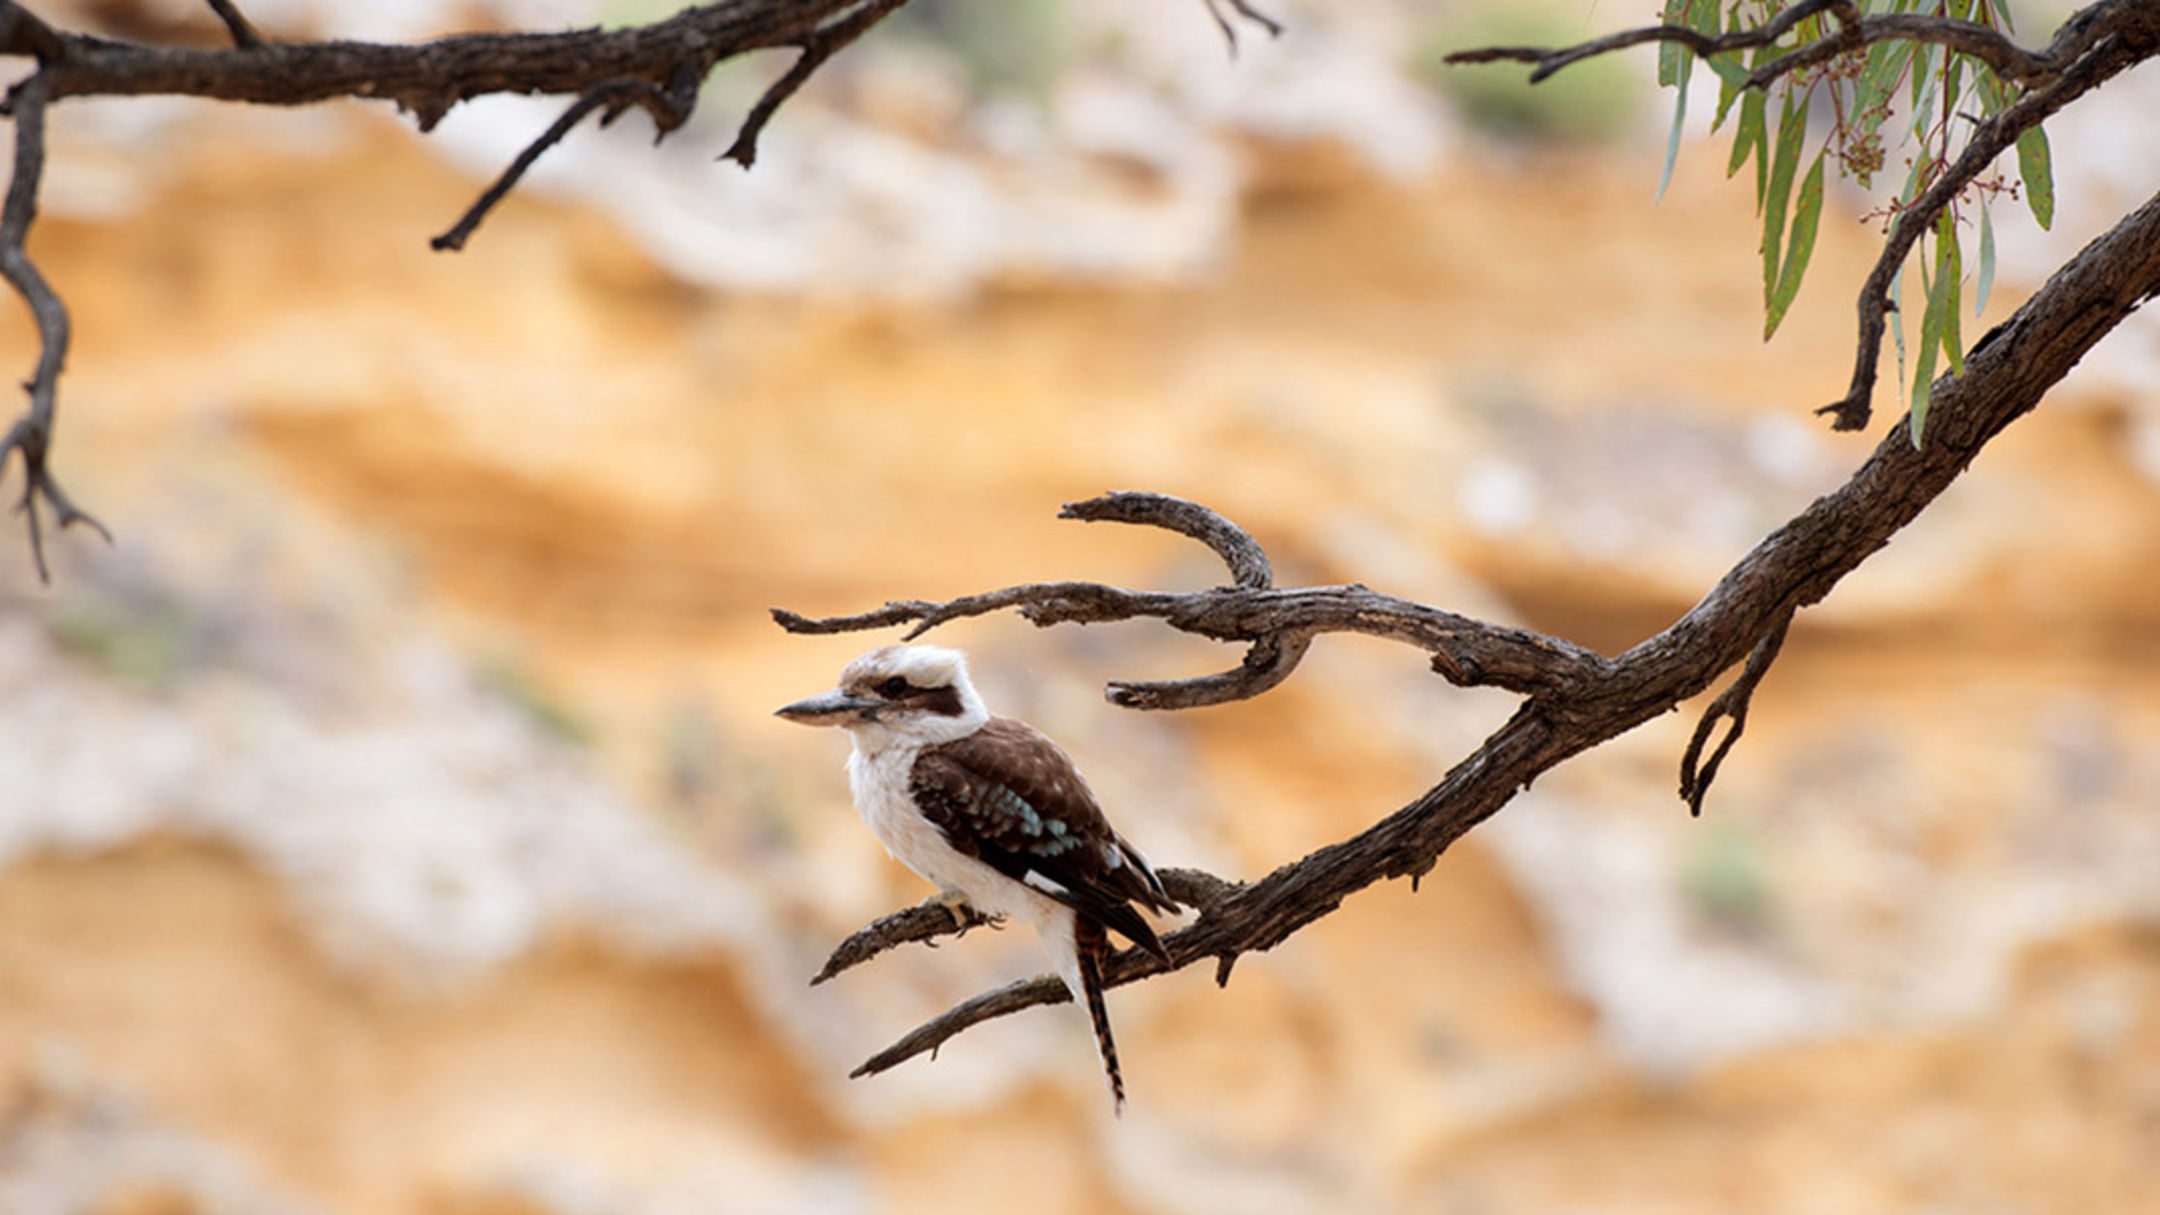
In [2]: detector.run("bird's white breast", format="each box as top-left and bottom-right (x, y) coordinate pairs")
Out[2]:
(845, 741), (1067, 931)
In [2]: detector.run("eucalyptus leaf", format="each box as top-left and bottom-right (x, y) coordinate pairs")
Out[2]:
(1760, 95), (1806, 303)
(1912, 243), (1948, 445)
(1765, 151), (1826, 340)
(1658, 71), (1689, 203)
(2017, 124), (2055, 230)
(1730, 88), (1767, 188)
(1889, 259), (1907, 393)
(1975, 203), (1996, 318)
(1657, 0), (1693, 87)
(1937, 210), (1965, 374)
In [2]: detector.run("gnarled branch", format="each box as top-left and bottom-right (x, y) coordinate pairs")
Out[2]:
(0, 71), (110, 583)
(790, 182), (2160, 1080)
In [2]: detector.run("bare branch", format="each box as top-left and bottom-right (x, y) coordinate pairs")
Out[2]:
(814, 182), (2160, 1078)
(0, 0), (926, 576)
(774, 492), (1613, 703)
(0, 73), (110, 583)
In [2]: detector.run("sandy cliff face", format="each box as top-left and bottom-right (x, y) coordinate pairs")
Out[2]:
(2, 6), (2159, 1213)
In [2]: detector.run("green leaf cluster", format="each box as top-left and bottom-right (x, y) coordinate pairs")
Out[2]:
(1659, 1), (2056, 443)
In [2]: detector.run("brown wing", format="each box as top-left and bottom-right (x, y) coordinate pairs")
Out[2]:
(911, 717), (1175, 959)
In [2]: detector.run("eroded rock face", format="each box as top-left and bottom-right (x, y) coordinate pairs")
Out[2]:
(3, 5), (2159, 1213)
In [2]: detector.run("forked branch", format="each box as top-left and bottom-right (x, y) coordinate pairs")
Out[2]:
(789, 183), (2160, 1079)
(0, 72), (109, 583)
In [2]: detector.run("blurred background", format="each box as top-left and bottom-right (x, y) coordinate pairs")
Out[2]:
(1, 1), (2157, 1211)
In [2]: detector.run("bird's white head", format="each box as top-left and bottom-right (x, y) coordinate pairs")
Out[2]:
(775, 644), (991, 751)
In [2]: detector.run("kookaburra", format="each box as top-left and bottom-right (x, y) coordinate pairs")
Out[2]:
(777, 644), (1178, 1110)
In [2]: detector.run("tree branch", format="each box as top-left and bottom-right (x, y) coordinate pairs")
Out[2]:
(793, 181), (2160, 1079)
(0, 71), (110, 583)
(0, 0), (920, 577)
(774, 490), (1613, 703)
(0, 0), (1277, 579)
(1442, 0), (1861, 85)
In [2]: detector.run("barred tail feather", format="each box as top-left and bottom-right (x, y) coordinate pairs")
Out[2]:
(1073, 918), (1125, 1113)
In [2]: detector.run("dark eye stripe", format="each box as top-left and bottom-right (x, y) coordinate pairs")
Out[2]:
(916, 685), (965, 717)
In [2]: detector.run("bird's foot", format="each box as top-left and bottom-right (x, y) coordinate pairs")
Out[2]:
(932, 889), (1006, 937)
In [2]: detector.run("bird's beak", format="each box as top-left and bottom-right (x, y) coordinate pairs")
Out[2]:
(775, 689), (880, 726)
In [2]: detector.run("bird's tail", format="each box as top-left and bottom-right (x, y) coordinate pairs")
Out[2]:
(1072, 917), (1125, 1114)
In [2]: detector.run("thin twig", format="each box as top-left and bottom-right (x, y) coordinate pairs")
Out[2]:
(1679, 607), (1793, 816)
(1444, 0), (1858, 84)
(1202, 0), (1283, 57)
(203, 0), (263, 49)
(0, 72), (110, 583)
(432, 79), (687, 252)
(1749, 13), (2055, 87)
(723, 0), (911, 168)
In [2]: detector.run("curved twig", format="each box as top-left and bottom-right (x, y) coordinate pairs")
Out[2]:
(1062, 491), (1272, 589)
(1680, 606), (1793, 816)
(723, 0), (909, 167)
(203, 0), (263, 50)
(0, 72), (110, 583)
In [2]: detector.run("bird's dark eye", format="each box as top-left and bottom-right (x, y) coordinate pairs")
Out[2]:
(877, 676), (912, 698)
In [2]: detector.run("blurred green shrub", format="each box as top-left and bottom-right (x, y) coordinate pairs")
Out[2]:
(475, 654), (593, 747)
(1417, 5), (1644, 145)
(1679, 820), (1776, 936)
(887, 0), (1068, 100)
(45, 597), (200, 689)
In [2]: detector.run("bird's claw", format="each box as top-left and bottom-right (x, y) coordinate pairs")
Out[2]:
(931, 890), (1006, 937)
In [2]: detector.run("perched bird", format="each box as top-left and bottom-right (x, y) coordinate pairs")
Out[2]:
(777, 644), (1178, 1110)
